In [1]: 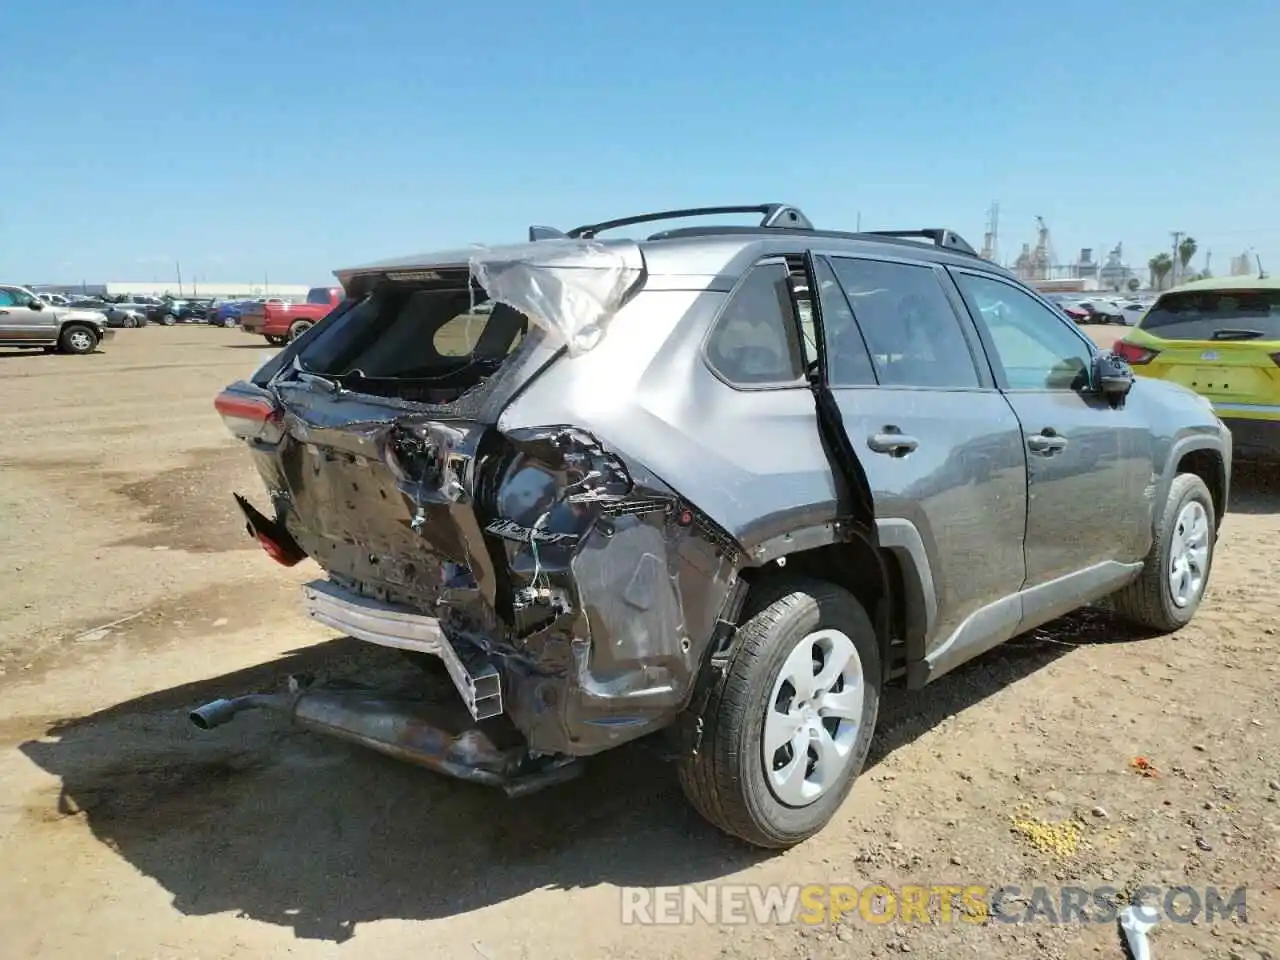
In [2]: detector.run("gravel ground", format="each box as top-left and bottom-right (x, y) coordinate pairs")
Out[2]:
(0, 326), (1275, 960)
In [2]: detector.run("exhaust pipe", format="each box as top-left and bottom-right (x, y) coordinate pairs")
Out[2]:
(189, 693), (290, 729)
(188, 681), (568, 791)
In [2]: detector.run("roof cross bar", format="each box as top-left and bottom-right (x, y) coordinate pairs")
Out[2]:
(861, 229), (978, 257)
(562, 203), (814, 240)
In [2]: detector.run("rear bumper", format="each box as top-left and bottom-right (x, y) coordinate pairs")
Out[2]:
(240, 317), (267, 334)
(1219, 414), (1280, 458)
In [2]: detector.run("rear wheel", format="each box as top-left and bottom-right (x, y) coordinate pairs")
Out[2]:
(288, 320), (313, 341)
(58, 324), (99, 355)
(161, 314), (176, 326)
(222, 316), (237, 328)
(678, 577), (881, 849)
(1110, 473), (1215, 632)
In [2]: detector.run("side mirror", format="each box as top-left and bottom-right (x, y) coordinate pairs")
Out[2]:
(1093, 351), (1134, 406)
(29, 299), (44, 311)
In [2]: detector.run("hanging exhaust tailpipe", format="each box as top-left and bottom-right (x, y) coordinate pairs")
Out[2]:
(189, 693), (290, 729)
(187, 679), (580, 794)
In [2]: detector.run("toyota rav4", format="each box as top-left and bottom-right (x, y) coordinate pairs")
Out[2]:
(200, 203), (1230, 849)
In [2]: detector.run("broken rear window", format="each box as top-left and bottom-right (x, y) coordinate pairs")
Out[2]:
(1141, 289), (1280, 341)
(294, 278), (531, 402)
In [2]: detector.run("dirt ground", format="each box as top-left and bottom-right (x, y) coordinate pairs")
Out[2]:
(0, 325), (1277, 960)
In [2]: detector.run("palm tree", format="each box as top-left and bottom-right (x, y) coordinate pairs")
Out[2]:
(1178, 236), (1198, 281)
(1149, 253), (1174, 290)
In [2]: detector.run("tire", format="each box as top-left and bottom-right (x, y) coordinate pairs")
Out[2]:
(265, 335), (287, 346)
(58, 324), (99, 355)
(288, 320), (313, 341)
(1110, 473), (1216, 632)
(161, 314), (176, 326)
(222, 317), (237, 328)
(678, 577), (881, 849)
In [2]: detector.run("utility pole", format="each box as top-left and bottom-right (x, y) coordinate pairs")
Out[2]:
(176, 260), (183, 297)
(1170, 231), (1183, 288)
(856, 211), (862, 232)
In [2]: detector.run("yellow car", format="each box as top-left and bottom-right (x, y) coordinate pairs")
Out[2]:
(1114, 275), (1280, 457)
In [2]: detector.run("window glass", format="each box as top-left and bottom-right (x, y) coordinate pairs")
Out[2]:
(705, 262), (805, 385)
(954, 272), (1092, 390)
(1141, 288), (1280, 341)
(301, 286), (527, 377)
(814, 257), (876, 386)
(0, 289), (17, 308)
(8, 288), (34, 307)
(828, 258), (979, 388)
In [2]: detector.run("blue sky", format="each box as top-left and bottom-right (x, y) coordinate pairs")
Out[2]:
(2, 0), (1275, 286)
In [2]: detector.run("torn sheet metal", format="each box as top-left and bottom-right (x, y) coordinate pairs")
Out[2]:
(468, 239), (644, 356)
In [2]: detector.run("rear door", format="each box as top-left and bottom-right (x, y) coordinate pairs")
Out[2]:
(948, 269), (1156, 597)
(814, 253), (1028, 664)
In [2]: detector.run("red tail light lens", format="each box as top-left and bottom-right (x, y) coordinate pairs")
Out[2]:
(254, 531), (303, 566)
(215, 388), (284, 443)
(1113, 340), (1159, 365)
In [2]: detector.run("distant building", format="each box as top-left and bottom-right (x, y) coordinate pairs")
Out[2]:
(1071, 248), (1099, 281)
(1098, 243), (1135, 292)
(1230, 251), (1256, 276)
(1031, 278), (1100, 294)
(27, 281), (314, 300)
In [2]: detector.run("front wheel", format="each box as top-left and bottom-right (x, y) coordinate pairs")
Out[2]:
(678, 578), (881, 849)
(222, 316), (237, 328)
(161, 314), (176, 326)
(1109, 473), (1216, 632)
(58, 324), (99, 355)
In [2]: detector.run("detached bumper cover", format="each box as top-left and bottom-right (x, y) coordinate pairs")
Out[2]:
(302, 579), (503, 721)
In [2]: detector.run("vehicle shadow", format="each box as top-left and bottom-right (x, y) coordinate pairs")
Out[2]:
(18, 616), (1102, 942)
(1224, 459), (1280, 515)
(867, 604), (1137, 768)
(223, 343), (279, 349)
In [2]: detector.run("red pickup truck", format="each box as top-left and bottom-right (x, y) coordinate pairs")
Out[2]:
(240, 287), (343, 345)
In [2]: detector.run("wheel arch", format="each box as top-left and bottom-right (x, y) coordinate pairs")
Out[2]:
(1162, 434), (1229, 537)
(733, 518), (937, 685)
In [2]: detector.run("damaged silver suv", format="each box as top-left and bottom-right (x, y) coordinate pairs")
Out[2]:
(203, 203), (1230, 848)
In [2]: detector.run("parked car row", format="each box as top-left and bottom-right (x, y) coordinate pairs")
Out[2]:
(1044, 293), (1153, 326)
(0, 285), (116, 353)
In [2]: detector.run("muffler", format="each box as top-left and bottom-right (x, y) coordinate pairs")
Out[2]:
(188, 679), (582, 794)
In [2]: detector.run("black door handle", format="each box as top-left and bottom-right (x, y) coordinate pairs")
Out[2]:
(868, 430), (919, 457)
(1027, 430), (1068, 454)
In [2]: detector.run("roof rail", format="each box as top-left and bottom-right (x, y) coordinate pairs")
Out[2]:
(544, 204), (814, 240)
(861, 229), (978, 257)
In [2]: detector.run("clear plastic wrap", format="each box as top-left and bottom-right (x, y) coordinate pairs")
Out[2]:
(468, 239), (644, 356)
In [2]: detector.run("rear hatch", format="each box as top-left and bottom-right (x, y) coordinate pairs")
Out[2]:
(1134, 287), (1280, 406)
(219, 241), (644, 631)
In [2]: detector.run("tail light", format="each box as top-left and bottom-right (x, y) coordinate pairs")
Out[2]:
(234, 493), (307, 567)
(214, 386), (285, 443)
(1112, 340), (1159, 365)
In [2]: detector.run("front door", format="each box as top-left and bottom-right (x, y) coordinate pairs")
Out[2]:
(814, 253), (1028, 657)
(947, 269), (1154, 604)
(0, 287), (57, 342)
